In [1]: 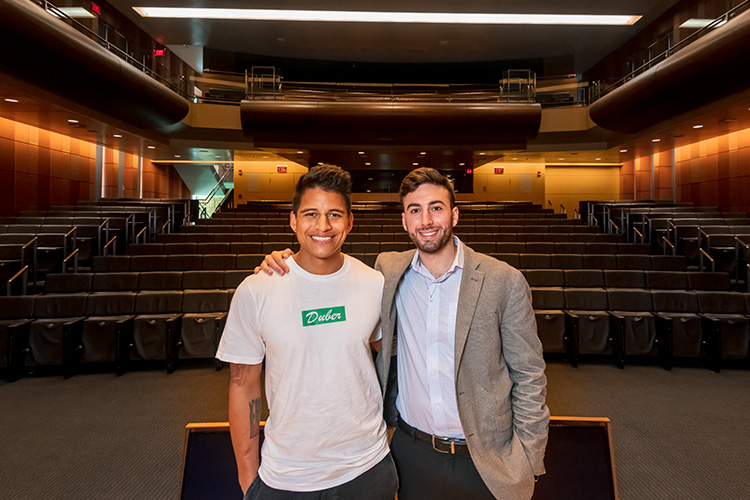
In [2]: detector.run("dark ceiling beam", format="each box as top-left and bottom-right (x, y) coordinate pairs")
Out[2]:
(240, 100), (541, 149)
(589, 8), (750, 135)
(0, 0), (189, 130)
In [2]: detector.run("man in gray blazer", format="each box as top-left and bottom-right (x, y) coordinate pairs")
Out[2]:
(377, 167), (548, 500)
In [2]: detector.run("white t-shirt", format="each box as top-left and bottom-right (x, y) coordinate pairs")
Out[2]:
(216, 254), (389, 492)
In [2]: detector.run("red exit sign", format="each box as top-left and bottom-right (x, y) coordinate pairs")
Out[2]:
(153, 48), (166, 57)
(91, 2), (100, 15)
(494, 167), (504, 174)
(277, 165), (288, 173)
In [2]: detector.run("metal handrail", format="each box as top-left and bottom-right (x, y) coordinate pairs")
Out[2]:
(7, 265), (29, 296)
(699, 248), (715, 272)
(199, 168), (234, 219)
(661, 236), (675, 255)
(103, 236), (117, 256)
(62, 248), (79, 274)
(41, 1), (191, 100)
(633, 227), (644, 244)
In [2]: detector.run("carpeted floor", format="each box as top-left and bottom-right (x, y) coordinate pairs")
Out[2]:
(1, 362), (749, 499)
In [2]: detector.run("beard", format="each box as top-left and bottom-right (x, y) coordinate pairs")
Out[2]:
(408, 225), (453, 254)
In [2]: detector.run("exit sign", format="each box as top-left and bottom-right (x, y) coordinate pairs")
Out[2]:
(494, 167), (504, 174)
(153, 48), (166, 57)
(277, 165), (288, 173)
(91, 2), (100, 15)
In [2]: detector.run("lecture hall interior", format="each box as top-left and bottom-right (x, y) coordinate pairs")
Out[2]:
(1, 0), (750, 498)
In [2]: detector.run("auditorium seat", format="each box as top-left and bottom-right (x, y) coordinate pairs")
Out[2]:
(27, 293), (88, 371)
(138, 271), (183, 291)
(183, 270), (225, 290)
(561, 270), (600, 288)
(550, 254), (584, 269)
(519, 254), (551, 269)
(607, 288), (655, 366)
(163, 243), (198, 254)
(92, 272), (139, 292)
(583, 254), (618, 270)
(564, 288), (612, 366)
(175, 290), (230, 370)
(131, 255), (167, 272)
(130, 290), (183, 372)
(696, 291), (750, 372)
(652, 290), (702, 370)
(524, 270), (565, 287)
(603, 270), (646, 289)
(44, 272), (93, 293)
(202, 254), (237, 270)
(644, 271), (689, 290)
(530, 287), (569, 358)
(686, 271), (731, 291)
(166, 254), (201, 271)
(0, 295), (35, 381)
(616, 254), (652, 270)
(224, 270), (251, 289)
(525, 242), (555, 253)
(491, 254), (520, 268)
(69, 291), (137, 377)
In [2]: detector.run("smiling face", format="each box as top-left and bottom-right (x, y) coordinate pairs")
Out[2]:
(401, 183), (458, 254)
(290, 187), (353, 274)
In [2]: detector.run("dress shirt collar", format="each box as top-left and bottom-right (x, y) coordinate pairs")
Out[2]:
(410, 235), (464, 282)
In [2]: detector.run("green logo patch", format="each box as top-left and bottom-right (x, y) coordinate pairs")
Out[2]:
(302, 306), (346, 327)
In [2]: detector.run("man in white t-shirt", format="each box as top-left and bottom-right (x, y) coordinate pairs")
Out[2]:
(216, 165), (397, 500)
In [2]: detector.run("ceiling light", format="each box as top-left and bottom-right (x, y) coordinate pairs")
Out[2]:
(132, 8), (642, 25)
(412, 162), (419, 166)
(175, 155), (181, 158)
(479, 152), (486, 155)
(147, 145), (156, 149)
(358, 151), (365, 155)
(693, 124), (703, 129)
(297, 151), (304, 154)
(4, 98), (19, 103)
(420, 151), (427, 155)
(595, 157), (602, 160)
(68, 119), (79, 124)
(459, 163), (465, 166)
(679, 18), (726, 29)
(512, 158), (518, 160)
(652, 138), (661, 142)
(47, 7), (95, 18)
(620, 149), (628, 153)
(365, 162), (371, 166)
(113, 134), (122, 138)
(558, 158), (565, 161)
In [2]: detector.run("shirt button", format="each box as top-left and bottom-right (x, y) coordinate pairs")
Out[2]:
(431, 372), (435, 377)
(431, 312), (435, 316)
(435, 404), (440, 409)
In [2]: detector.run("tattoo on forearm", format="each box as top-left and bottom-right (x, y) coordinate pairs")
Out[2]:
(230, 364), (246, 385)
(248, 397), (261, 439)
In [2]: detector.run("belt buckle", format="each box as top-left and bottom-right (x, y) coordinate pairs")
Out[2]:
(431, 435), (455, 454)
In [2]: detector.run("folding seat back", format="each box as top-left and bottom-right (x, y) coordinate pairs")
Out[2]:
(519, 233), (549, 243)
(519, 254), (551, 270)
(644, 271), (688, 290)
(155, 233), (186, 243)
(224, 270), (252, 289)
(166, 254), (202, 271)
(496, 242), (526, 253)
(266, 233), (295, 244)
(616, 255), (652, 270)
(696, 291), (750, 369)
(0, 296), (36, 379)
(531, 286), (569, 355)
(163, 243), (198, 255)
(92, 272), (138, 291)
(137, 271), (182, 290)
(603, 270), (646, 288)
(351, 242), (380, 254)
(202, 254), (237, 270)
(213, 233), (239, 242)
(197, 242), (231, 254)
(131, 291), (184, 366)
(686, 271), (731, 291)
(619, 243), (651, 255)
(44, 273), (93, 293)
(554, 242), (586, 254)
(259, 225), (286, 234)
(583, 254), (618, 270)
(651, 255), (687, 271)
(381, 242), (412, 252)
(29, 293), (88, 366)
(650, 290), (703, 367)
(525, 242), (555, 253)
(183, 270), (225, 289)
(127, 243), (164, 256)
(466, 233), (495, 243)
(550, 254), (583, 269)
(230, 242), (263, 254)
(469, 242), (496, 253)
(524, 270), (564, 287)
(607, 288), (656, 358)
(586, 242), (618, 254)
(564, 288), (612, 359)
(77, 292), (137, 369)
(130, 255), (167, 272)
(179, 290), (231, 361)
(563, 269), (603, 288)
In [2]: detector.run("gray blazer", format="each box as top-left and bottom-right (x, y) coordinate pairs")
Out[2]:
(375, 244), (549, 500)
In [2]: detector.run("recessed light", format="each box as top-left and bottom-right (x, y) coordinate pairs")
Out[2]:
(512, 158), (518, 160)
(113, 134), (122, 138)
(459, 163), (465, 166)
(4, 98), (19, 103)
(478, 152), (486, 155)
(420, 151), (427, 155)
(68, 119), (79, 124)
(367, 177), (374, 181)
(297, 151), (304, 154)
(558, 158), (565, 161)
(652, 138), (661, 142)
(366, 190), (372, 193)
(693, 124), (703, 129)
(147, 145), (156, 149)
(174, 155), (181, 158)
(358, 151), (365, 155)
(412, 162), (419, 166)
(620, 149), (628, 153)
(365, 162), (371, 166)
(595, 157), (602, 160)
(215, 155), (221, 158)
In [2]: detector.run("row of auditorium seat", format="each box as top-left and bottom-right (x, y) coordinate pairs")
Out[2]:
(126, 241), (651, 256)
(196, 217), (581, 226)
(180, 223), (600, 234)
(531, 288), (750, 372)
(523, 269), (731, 290)
(0, 290), (231, 381)
(44, 270), (252, 293)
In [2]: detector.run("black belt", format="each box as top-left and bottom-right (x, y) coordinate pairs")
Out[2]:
(398, 418), (470, 455)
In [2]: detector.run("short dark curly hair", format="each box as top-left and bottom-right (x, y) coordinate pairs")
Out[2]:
(292, 164), (352, 214)
(399, 167), (456, 208)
